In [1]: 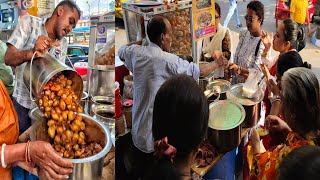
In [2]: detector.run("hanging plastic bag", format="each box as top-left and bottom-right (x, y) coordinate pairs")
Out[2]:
(242, 68), (264, 98)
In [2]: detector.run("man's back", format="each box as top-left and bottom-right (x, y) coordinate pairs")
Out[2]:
(118, 42), (199, 153)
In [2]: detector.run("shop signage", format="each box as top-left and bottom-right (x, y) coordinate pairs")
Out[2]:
(192, 0), (215, 40)
(1, 8), (14, 23)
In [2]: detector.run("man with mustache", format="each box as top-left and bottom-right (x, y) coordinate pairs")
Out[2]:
(4, 1), (80, 178)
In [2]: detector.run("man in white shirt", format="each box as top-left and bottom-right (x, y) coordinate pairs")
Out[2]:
(117, 15), (224, 179)
(5, 0), (80, 135)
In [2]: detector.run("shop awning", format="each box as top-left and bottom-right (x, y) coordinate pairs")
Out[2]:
(72, 26), (90, 33)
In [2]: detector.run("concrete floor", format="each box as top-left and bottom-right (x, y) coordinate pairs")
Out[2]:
(115, 0), (320, 77)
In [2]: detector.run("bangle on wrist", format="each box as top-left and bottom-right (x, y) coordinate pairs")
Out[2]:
(25, 140), (34, 168)
(271, 98), (281, 104)
(1, 143), (7, 168)
(269, 94), (281, 103)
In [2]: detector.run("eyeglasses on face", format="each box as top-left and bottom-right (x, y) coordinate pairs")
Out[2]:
(244, 15), (258, 23)
(215, 15), (220, 19)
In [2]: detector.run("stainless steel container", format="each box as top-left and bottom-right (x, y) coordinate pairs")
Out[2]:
(92, 96), (115, 105)
(207, 79), (231, 100)
(88, 65), (115, 97)
(207, 100), (245, 152)
(29, 108), (112, 180)
(199, 61), (215, 91)
(226, 83), (264, 128)
(81, 92), (89, 114)
(23, 53), (83, 103)
(91, 104), (115, 129)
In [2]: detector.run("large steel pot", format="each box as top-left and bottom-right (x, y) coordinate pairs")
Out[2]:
(29, 108), (112, 180)
(227, 83), (264, 128)
(23, 53), (83, 103)
(88, 65), (114, 97)
(207, 100), (245, 152)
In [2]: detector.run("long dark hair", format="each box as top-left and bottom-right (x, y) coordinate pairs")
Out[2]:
(150, 75), (209, 179)
(276, 51), (311, 77)
(282, 19), (304, 50)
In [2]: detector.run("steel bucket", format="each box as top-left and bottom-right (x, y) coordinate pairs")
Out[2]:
(88, 65), (115, 97)
(29, 108), (112, 180)
(23, 53), (83, 103)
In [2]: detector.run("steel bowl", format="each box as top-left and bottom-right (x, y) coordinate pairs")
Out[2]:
(91, 96), (115, 105)
(206, 79), (231, 100)
(91, 104), (115, 129)
(28, 108), (112, 180)
(227, 83), (264, 128)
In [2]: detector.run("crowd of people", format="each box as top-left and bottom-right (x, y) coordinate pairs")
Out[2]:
(116, 0), (320, 180)
(0, 0), (318, 179)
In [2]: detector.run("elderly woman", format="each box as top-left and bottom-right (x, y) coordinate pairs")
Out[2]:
(266, 51), (311, 117)
(260, 18), (305, 116)
(250, 67), (320, 180)
(228, 0), (265, 84)
(0, 80), (73, 179)
(147, 75), (208, 180)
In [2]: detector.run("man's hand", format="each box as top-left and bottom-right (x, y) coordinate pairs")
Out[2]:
(211, 50), (223, 61)
(215, 56), (229, 68)
(200, 61), (218, 77)
(33, 35), (60, 57)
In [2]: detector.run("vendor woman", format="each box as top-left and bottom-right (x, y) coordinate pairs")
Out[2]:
(199, 2), (231, 79)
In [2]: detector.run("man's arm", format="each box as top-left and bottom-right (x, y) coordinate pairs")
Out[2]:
(5, 36), (59, 67)
(4, 44), (34, 67)
(4, 14), (58, 67)
(117, 44), (138, 72)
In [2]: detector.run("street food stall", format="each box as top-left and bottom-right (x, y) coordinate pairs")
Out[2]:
(119, 0), (266, 178)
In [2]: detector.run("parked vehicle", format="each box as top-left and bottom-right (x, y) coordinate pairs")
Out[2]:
(65, 45), (89, 67)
